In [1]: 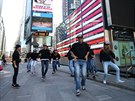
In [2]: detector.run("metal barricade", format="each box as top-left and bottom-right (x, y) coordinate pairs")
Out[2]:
(124, 49), (135, 78)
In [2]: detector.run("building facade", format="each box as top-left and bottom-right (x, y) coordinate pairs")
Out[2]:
(25, 0), (53, 52)
(56, 0), (135, 72)
(0, 0), (6, 54)
(62, 0), (82, 21)
(0, 0), (3, 15)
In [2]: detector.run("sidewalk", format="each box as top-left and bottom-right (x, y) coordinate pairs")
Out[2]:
(58, 65), (135, 92)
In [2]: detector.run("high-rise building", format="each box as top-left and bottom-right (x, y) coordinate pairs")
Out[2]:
(62, 0), (82, 21)
(0, 0), (6, 54)
(0, 0), (3, 15)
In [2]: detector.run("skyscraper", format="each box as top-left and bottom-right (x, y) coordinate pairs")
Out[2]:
(62, 0), (82, 21)
(0, 0), (3, 15)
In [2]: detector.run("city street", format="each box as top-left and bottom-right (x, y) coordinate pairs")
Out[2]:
(0, 63), (135, 101)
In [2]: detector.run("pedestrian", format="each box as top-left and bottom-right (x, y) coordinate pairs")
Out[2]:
(65, 45), (74, 77)
(51, 50), (60, 74)
(12, 44), (21, 88)
(87, 48), (97, 79)
(100, 42), (124, 84)
(31, 49), (38, 74)
(70, 35), (90, 96)
(26, 51), (32, 72)
(2, 54), (7, 66)
(39, 44), (51, 80)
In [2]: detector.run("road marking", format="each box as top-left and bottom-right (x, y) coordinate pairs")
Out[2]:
(17, 95), (31, 98)
(96, 95), (112, 101)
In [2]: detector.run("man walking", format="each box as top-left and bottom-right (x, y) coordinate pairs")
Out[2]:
(12, 44), (21, 88)
(65, 45), (74, 77)
(70, 35), (90, 96)
(100, 42), (124, 84)
(39, 44), (51, 80)
(26, 51), (31, 72)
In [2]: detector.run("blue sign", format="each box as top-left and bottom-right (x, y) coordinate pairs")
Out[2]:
(32, 12), (53, 18)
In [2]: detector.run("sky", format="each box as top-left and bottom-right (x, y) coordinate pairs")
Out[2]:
(1, 0), (62, 53)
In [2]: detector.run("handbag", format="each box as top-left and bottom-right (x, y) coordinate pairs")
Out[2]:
(0, 65), (3, 71)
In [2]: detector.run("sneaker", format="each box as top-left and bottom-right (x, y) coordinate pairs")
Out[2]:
(52, 71), (55, 74)
(27, 70), (30, 72)
(16, 84), (20, 87)
(92, 75), (96, 79)
(82, 86), (86, 90)
(117, 80), (124, 83)
(12, 84), (20, 88)
(76, 90), (81, 96)
(70, 74), (74, 77)
(42, 76), (45, 80)
(103, 80), (106, 84)
(12, 84), (17, 87)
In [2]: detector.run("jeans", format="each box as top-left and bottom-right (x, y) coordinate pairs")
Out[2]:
(68, 59), (74, 75)
(57, 60), (60, 67)
(31, 60), (37, 73)
(103, 61), (120, 81)
(52, 60), (58, 72)
(87, 58), (97, 76)
(41, 60), (49, 77)
(74, 59), (87, 90)
(12, 63), (19, 84)
(27, 59), (31, 71)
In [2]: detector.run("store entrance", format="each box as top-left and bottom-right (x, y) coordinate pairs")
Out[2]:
(112, 30), (135, 67)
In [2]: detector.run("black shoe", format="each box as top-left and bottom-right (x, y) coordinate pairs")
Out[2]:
(52, 71), (55, 74)
(70, 74), (74, 77)
(27, 70), (30, 72)
(12, 84), (20, 88)
(12, 84), (16, 87)
(42, 76), (45, 80)
(16, 84), (20, 87)
(92, 75), (96, 79)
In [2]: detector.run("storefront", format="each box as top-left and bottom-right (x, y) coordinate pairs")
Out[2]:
(112, 30), (135, 67)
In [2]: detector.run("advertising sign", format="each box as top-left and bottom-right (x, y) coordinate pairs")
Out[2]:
(32, 12), (53, 32)
(31, 36), (52, 47)
(32, 0), (53, 12)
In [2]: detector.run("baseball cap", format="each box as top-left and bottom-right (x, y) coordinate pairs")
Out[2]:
(77, 35), (83, 38)
(15, 44), (21, 49)
(104, 42), (110, 45)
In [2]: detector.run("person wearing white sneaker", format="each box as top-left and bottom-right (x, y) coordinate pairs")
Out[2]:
(100, 42), (124, 84)
(71, 35), (90, 96)
(31, 49), (38, 75)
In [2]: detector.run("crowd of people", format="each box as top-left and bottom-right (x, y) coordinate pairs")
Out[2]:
(11, 35), (124, 96)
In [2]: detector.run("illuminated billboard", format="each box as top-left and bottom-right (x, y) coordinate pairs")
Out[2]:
(32, 0), (53, 12)
(31, 35), (52, 47)
(56, 0), (104, 55)
(32, 12), (53, 32)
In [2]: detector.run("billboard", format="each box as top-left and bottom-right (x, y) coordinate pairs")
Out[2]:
(104, 0), (135, 30)
(31, 35), (52, 47)
(32, 0), (53, 12)
(32, 12), (53, 32)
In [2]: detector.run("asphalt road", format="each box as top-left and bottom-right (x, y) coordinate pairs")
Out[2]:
(0, 63), (135, 101)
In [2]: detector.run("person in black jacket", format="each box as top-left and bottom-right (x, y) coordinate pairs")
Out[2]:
(12, 44), (21, 88)
(26, 51), (31, 72)
(65, 45), (74, 77)
(39, 44), (51, 79)
(31, 49), (38, 74)
(87, 48), (97, 78)
(70, 35), (90, 96)
(51, 50), (60, 74)
(100, 42), (124, 84)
